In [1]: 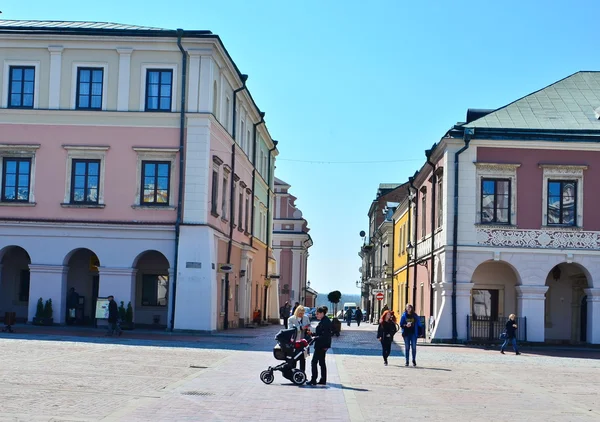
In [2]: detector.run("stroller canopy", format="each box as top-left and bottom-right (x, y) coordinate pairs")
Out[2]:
(275, 327), (297, 344)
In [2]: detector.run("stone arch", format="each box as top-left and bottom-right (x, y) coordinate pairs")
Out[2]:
(63, 248), (101, 325)
(544, 262), (591, 343)
(471, 260), (521, 321)
(0, 245), (32, 321)
(133, 250), (170, 327)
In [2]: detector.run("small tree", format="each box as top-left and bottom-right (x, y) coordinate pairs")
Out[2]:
(43, 298), (53, 319)
(118, 301), (127, 321)
(327, 290), (342, 316)
(125, 302), (133, 324)
(35, 298), (44, 319)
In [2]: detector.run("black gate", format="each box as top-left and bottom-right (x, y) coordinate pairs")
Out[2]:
(467, 315), (527, 342)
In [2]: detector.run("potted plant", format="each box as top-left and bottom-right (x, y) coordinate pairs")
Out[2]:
(33, 298), (54, 326)
(121, 301), (135, 330)
(118, 301), (126, 322)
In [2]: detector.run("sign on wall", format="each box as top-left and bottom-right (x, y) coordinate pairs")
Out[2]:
(95, 298), (109, 319)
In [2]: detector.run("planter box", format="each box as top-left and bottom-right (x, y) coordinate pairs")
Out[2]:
(32, 317), (54, 326)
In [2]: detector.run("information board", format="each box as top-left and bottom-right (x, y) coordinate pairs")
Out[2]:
(95, 298), (110, 319)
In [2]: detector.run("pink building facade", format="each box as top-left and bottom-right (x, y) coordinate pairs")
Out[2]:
(0, 20), (279, 331)
(272, 178), (313, 309)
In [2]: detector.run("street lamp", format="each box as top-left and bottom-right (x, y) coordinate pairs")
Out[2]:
(307, 280), (311, 288)
(406, 242), (414, 257)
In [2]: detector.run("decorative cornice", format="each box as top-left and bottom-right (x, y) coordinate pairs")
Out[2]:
(29, 264), (67, 274)
(538, 164), (588, 171)
(239, 181), (247, 189)
(477, 227), (600, 249)
(0, 144), (40, 152)
(474, 162), (521, 172)
(223, 165), (231, 174)
(233, 174), (240, 182)
(212, 155), (223, 166)
(64, 145), (110, 151)
(132, 147), (178, 154)
(246, 188), (252, 195)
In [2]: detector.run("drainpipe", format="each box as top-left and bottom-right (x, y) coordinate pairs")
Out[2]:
(224, 74), (248, 330)
(391, 210), (395, 313)
(425, 148), (436, 322)
(250, 112), (266, 248)
(451, 129), (472, 342)
(264, 140), (278, 320)
(405, 177), (414, 308)
(170, 29), (187, 331)
(410, 174), (419, 307)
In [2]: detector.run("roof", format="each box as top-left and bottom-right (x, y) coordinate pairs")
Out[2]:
(378, 183), (401, 190)
(0, 20), (170, 31)
(465, 72), (600, 130)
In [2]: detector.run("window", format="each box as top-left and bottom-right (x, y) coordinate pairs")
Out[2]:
(141, 161), (170, 205)
(76, 68), (103, 110)
(421, 194), (427, 238)
(234, 284), (239, 313)
(232, 182), (237, 225)
(240, 120), (245, 151)
(398, 226), (404, 255)
(245, 194), (250, 232)
(145, 69), (173, 111)
(247, 129), (252, 157)
(212, 81), (218, 117)
(211, 169), (219, 215)
(8, 66), (35, 108)
(70, 159), (100, 204)
(2, 158), (31, 202)
(224, 97), (231, 131)
(222, 172), (229, 219)
(547, 180), (577, 226)
(141, 274), (168, 306)
(19, 270), (30, 302)
(238, 189), (244, 228)
(481, 179), (511, 224)
(437, 177), (443, 228)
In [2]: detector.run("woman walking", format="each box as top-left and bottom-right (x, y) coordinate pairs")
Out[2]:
(500, 314), (521, 355)
(377, 310), (398, 366)
(288, 305), (311, 373)
(400, 304), (420, 367)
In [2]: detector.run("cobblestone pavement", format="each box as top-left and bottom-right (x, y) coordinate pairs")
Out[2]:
(0, 321), (599, 421)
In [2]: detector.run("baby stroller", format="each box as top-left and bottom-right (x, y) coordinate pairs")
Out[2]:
(260, 327), (313, 385)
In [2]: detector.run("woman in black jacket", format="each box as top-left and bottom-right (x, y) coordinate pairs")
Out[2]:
(377, 310), (398, 366)
(307, 307), (332, 386)
(500, 313), (521, 355)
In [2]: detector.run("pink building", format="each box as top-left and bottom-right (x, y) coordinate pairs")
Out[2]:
(272, 178), (313, 308)
(0, 20), (279, 331)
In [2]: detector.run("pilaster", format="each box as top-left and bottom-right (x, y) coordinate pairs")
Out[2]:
(584, 288), (600, 344)
(48, 46), (64, 109)
(516, 285), (548, 342)
(28, 264), (68, 323)
(98, 267), (137, 321)
(116, 48), (133, 111)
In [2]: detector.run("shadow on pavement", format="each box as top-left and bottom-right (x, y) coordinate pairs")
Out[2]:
(398, 366), (452, 371)
(320, 382), (369, 392)
(478, 345), (600, 360)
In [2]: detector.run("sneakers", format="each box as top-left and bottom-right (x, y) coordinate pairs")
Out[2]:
(413, 360), (417, 367)
(317, 380), (326, 385)
(307, 380), (317, 386)
(516, 352), (521, 355)
(405, 362), (409, 367)
(384, 360), (388, 366)
(500, 350), (505, 354)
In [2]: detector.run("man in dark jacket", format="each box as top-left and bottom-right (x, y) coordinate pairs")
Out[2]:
(355, 307), (363, 326)
(280, 301), (291, 328)
(308, 306), (332, 386)
(106, 295), (122, 337)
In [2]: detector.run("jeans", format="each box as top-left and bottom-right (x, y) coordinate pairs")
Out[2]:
(356, 319), (361, 327)
(501, 337), (519, 353)
(381, 337), (392, 362)
(404, 335), (417, 363)
(311, 348), (327, 383)
(107, 321), (122, 336)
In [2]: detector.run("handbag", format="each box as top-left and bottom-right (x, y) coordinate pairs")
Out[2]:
(499, 331), (507, 340)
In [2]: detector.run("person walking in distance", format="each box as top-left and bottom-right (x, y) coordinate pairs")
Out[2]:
(345, 308), (353, 326)
(377, 310), (398, 366)
(400, 304), (420, 367)
(280, 301), (291, 329)
(500, 314), (521, 355)
(106, 295), (122, 337)
(307, 307), (332, 386)
(355, 307), (363, 327)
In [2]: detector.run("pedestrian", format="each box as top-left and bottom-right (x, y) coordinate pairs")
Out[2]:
(66, 287), (79, 325)
(400, 304), (420, 367)
(291, 301), (300, 316)
(106, 295), (122, 337)
(280, 301), (291, 329)
(377, 310), (398, 366)
(287, 305), (311, 374)
(355, 307), (363, 327)
(500, 314), (521, 355)
(307, 306), (332, 386)
(345, 308), (353, 326)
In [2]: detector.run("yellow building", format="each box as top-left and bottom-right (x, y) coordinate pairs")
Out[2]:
(392, 199), (410, 317)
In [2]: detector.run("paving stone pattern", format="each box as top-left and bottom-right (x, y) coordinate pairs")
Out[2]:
(0, 322), (598, 421)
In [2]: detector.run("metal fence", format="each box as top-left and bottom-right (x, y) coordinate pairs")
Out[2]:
(467, 315), (527, 342)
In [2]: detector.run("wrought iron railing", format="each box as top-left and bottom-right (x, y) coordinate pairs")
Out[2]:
(467, 315), (527, 342)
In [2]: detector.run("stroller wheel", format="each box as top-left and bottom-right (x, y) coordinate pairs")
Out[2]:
(291, 370), (306, 385)
(260, 370), (274, 385)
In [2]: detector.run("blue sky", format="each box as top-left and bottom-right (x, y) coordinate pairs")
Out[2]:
(4, 1), (600, 294)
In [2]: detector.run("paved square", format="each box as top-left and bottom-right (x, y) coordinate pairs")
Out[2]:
(0, 323), (598, 421)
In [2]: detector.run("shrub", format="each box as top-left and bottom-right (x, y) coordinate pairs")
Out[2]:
(125, 302), (133, 323)
(118, 301), (127, 321)
(43, 298), (53, 319)
(35, 298), (44, 319)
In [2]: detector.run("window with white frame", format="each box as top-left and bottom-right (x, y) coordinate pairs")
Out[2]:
(63, 146), (108, 207)
(0, 144), (39, 205)
(421, 189), (427, 238)
(139, 64), (177, 112)
(240, 119), (246, 151)
(222, 167), (230, 219)
(475, 163), (520, 225)
(540, 164), (586, 227)
(132, 147), (178, 209)
(245, 190), (250, 232)
(3, 61), (40, 109)
(212, 80), (219, 118)
(224, 97), (231, 132)
(436, 175), (443, 228)
(246, 128), (252, 157)
(71, 63), (108, 110)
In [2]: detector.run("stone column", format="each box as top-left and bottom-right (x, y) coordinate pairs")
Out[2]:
(116, 48), (133, 111)
(166, 268), (175, 330)
(584, 288), (600, 344)
(430, 282), (473, 342)
(28, 264), (68, 323)
(516, 285), (549, 343)
(198, 54), (214, 113)
(187, 49), (202, 112)
(98, 267), (137, 321)
(48, 46), (64, 109)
